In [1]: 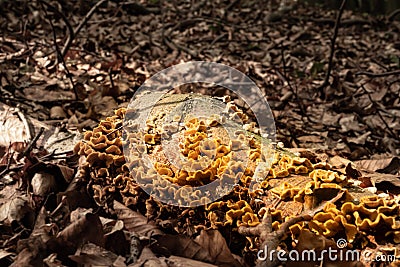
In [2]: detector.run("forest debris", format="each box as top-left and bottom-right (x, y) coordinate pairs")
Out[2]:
(0, 195), (35, 228)
(355, 157), (400, 175)
(1, 0), (400, 266)
(194, 230), (242, 267)
(11, 207), (52, 267)
(49, 106), (67, 119)
(238, 190), (345, 267)
(0, 105), (30, 147)
(367, 173), (400, 194)
(31, 172), (57, 196)
(69, 242), (125, 266)
(152, 230), (242, 267)
(51, 212), (105, 254)
(113, 201), (164, 238)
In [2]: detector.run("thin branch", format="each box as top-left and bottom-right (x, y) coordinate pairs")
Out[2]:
(388, 8), (400, 22)
(0, 151), (15, 177)
(40, 0), (74, 44)
(355, 69), (400, 78)
(109, 67), (115, 89)
(60, 0), (108, 58)
(360, 84), (397, 139)
(39, 0), (79, 100)
(0, 47), (33, 64)
(278, 47), (308, 118)
(23, 127), (44, 157)
(119, 1), (160, 14)
(317, 0), (347, 96)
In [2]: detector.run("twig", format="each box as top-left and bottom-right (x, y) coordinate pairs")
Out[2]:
(0, 151), (15, 177)
(159, 0), (198, 57)
(355, 69), (400, 78)
(39, 150), (73, 160)
(278, 47), (307, 118)
(109, 67), (115, 89)
(0, 47), (33, 64)
(40, 0), (74, 49)
(60, 0), (108, 58)
(119, 1), (160, 14)
(360, 84), (397, 139)
(388, 8), (400, 22)
(23, 127), (44, 157)
(168, 38), (198, 58)
(293, 16), (370, 27)
(317, 0), (347, 96)
(222, 0), (240, 19)
(239, 190), (345, 267)
(16, 109), (33, 141)
(39, 0), (79, 100)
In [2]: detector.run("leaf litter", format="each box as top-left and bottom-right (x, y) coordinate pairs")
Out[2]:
(0, 0), (399, 266)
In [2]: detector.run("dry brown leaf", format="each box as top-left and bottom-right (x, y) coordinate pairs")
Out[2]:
(11, 207), (53, 267)
(166, 255), (219, 267)
(345, 162), (362, 179)
(113, 200), (164, 238)
(0, 103), (30, 147)
(153, 230), (242, 267)
(297, 135), (324, 143)
(154, 234), (213, 263)
(0, 250), (14, 262)
(329, 155), (352, 169)
(0, 195), (35, 227)
(31, 172), (57, 196)
(194, 229), (242, 267)
(129, 247), (169, 267)
(69, 242), (125, 266)
(23, 86), (75, 102)
(49, 106), (67, 119)
(355, 157), (400, 175)
(55, 213), (105, 250)
(43, 253), (66, 267)
(366, 173), (400, 194)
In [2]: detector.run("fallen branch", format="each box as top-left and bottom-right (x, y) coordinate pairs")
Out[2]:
(119, 1), (160, 15)
(355, 69), (400, 78)
(238, 190), (345, 267)
(40, 1), (74, 47)
(165, 37), (198, 58)
(23, 127), (44, 158)
(0, 151), (15, 177)
(60, 0), (108, 58)
(39, 0), (79, 100)
(293, 16), (370, 26)
(317, 0), (347, 96)
(388, 8), (400, 22)
(0, 46), (34, 64)
(277, 47), (308, 119)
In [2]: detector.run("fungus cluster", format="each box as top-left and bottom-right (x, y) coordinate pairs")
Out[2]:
(308, 195), (400, 244)
(74, 94), (400, 260)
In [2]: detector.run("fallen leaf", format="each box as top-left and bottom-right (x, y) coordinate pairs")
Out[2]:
(355, 157), (400, 175)
(195, 230), (242, 267)
(113, 201), (164, 238)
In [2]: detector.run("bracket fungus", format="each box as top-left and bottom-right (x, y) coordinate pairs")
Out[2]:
(74, 94), (400, 261)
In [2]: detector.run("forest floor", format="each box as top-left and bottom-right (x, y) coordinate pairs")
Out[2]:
(0, 0), (399, 266)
